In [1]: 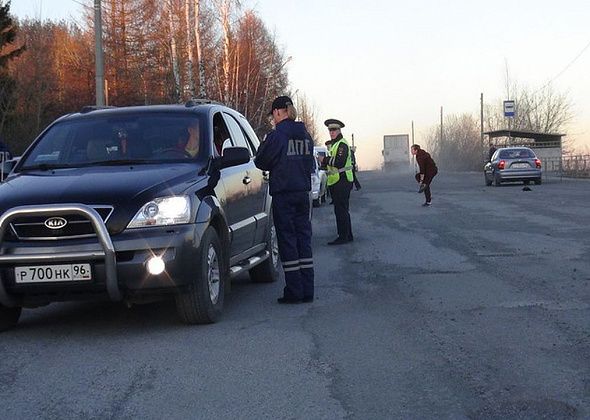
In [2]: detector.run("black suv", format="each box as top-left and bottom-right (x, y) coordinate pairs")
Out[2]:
(0, 101), (279, 330)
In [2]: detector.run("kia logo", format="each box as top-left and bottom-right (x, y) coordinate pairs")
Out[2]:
(44, 217), (68, 230)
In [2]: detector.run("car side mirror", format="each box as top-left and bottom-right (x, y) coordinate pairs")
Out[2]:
(220, 147), (250, 169)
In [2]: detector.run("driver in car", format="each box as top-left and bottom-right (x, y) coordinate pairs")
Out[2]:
(177, 120), (200, 157)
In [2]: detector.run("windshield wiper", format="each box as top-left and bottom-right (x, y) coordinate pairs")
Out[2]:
(20, 163), (77, 171)
(87, 159), (152, 166)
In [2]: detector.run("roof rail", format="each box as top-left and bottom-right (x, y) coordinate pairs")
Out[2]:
(185, 98), (222, 107)
(80, 105), (117, 114)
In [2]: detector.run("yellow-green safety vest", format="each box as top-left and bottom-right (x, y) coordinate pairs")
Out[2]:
(327, 138), (354, 186)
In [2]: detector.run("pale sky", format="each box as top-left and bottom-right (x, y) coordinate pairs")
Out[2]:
(11, 0), (590, 168)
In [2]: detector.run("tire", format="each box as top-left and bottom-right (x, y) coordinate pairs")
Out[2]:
(312, 198), (320, 207)
(176, 226), (225, 324)
(249, 213), (280, 283)
(485, 174), (492, 186)
(0, 305), (21, 332)
(493, 173), (501, 187)
(534, 178), (542, 185)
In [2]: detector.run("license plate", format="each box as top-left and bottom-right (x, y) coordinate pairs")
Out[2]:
(14, 264), (92, 283)
(512, 163), (529, 168)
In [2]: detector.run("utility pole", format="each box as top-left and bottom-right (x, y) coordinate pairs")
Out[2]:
(480, 92), (484, 151)
(351, 133), (355, 148)
(94, 0), (105, 106)
(411, 120), (415, 144)
(440, 106), (444, 145)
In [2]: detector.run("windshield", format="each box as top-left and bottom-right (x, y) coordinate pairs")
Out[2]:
(20, 114), (206, 169)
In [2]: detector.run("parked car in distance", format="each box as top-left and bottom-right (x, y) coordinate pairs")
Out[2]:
(0, 100), (280, 331)
(312, 146), (328, 207)
(484, 146), (542, 186)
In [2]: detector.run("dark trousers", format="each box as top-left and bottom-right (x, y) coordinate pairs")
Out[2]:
(331, 179), (353, 240)
(416, 171), (437, 203)
(272, 192), (314, 300)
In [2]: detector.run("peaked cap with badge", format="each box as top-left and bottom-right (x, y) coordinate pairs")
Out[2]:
(324, 119), (345, 130)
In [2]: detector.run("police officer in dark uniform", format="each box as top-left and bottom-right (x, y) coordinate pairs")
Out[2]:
(322, 119), (354, 245)
(255, 96), (315, 304)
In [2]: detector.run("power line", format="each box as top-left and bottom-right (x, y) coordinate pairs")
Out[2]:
(535, 37), (590, 93)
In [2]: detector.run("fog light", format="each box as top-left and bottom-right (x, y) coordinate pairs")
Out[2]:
(147, 256), (165, 275)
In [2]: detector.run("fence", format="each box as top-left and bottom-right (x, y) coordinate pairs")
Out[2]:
(543, 155), (590, 178)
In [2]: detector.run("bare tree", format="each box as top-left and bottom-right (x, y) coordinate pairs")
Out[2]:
(167, 0), (181, 101)
(296, 94), (319, 143)
(193, 0), (205, 97)
(428, 113), (482, 171)
(183, 0), (195, 98)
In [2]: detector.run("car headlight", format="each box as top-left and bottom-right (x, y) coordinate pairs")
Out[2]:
(127, 196), (191, 228)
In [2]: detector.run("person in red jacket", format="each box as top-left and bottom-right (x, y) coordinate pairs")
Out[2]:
(411, 144), (438, 206)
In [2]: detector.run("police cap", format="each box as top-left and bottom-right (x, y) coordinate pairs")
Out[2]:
(324, 119), (345, 130)
(268, 95), (293, 116)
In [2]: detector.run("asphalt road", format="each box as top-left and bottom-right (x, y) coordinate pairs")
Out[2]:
(1, 170), (589, 419)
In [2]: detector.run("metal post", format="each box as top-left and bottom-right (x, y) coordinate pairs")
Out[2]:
(94, 0), (105, 106)
(440, 106), (443, 145)
(480, 93), (484, 148)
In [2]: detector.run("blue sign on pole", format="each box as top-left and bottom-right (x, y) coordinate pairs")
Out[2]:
(504, 100), (515, 117)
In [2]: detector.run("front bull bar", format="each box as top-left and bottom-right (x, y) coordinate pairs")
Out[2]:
(0, 204), (122, 307)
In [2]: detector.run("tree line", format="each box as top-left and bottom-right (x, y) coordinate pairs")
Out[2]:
(0, 0), (303, 154)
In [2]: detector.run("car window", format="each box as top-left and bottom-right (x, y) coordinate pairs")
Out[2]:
(20, 114), (207, 168)
(499, 149), (535, 159)
(212, 112), (232, 156)
(223, 112), (252, 157)
(236, 115), (261, 155)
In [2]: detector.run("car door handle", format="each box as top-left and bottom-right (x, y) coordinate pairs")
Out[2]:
(243, 176), (251, 185)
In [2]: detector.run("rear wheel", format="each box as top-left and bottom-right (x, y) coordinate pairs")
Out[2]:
(176, 226), (225, 324)
(250, 214), (280, 283)
(493, 173), (502, 187)
(523, 180), (530, 185)
(534, 178), (542, 185)
(0, 305), (21, 332)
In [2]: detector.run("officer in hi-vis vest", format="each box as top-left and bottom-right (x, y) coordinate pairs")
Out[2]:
(322, 119), (354, 245)
(255, 96), (315, 304)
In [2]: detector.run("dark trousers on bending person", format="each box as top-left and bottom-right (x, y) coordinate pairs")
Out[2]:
(416, 171), (437, 203)
(272, 192), (314, 301)
(331, 179), (353, 241)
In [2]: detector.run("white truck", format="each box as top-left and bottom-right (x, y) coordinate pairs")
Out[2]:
(382, 134), (410, 170)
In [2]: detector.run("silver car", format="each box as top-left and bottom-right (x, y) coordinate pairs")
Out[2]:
(484, 146), (542, 186)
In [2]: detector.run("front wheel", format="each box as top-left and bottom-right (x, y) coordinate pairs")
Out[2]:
(176, 226), (226, 324)
(0, 305), (21, 332)
(250, 214), (280, 283)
